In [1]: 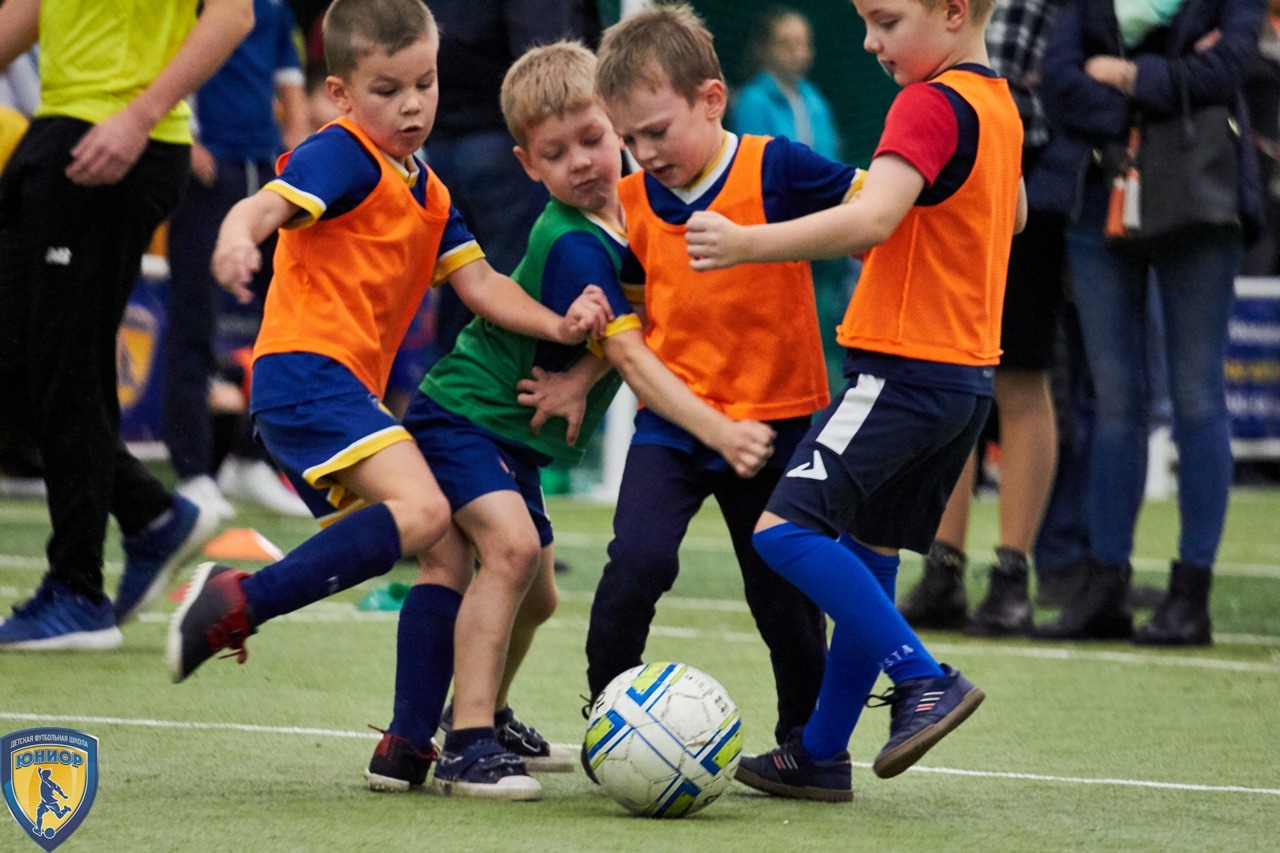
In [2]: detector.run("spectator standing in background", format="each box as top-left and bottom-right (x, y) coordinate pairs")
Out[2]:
(1033, 0), (1264, 646)
(730, 5), (854, 397)
(0, 0), (253, 650)
(164, 0), (312, 520)
(1242, 0), (1280, 275)
(420, 0), (603, 370)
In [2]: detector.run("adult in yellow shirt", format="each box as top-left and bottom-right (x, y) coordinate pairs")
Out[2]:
(0, 0), (253, 651)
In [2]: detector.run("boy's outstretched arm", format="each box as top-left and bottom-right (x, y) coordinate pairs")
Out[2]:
(604, 329), (775, 478)
(518, 326), (776, 478)
(685, 154), (924, 270)
(212, 190), (298, 302)
(449, 259), (613, 344)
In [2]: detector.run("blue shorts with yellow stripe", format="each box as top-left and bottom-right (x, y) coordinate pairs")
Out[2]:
(251, 353), (413, 525)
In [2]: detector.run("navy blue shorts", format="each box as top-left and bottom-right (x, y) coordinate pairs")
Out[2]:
(766, 373), (991, 553)
(251, 355), (412, 525)
(403, 393), (553, 547)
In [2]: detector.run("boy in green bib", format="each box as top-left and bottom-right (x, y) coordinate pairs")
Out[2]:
(366, 40), (775, 800)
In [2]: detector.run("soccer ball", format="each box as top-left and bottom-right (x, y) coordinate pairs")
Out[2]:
(583, 662), (742, 818)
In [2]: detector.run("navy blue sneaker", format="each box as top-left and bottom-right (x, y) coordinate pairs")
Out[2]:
(433, 738), (542, 800)
(869, 664), (985, 779)
(166, 562), (255, 682)
(0, 579), (122, 651)
(116, 493), (219, 625)
(365, 727), (436, 792)
(734, 738), (853, 803)
(436, 704), (573, 773)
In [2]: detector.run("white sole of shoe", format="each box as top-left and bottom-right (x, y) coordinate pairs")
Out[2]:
(433, 776), (543, 801)
(0, 626), (123, 651)
(364, 770), (413, 793)
(166, 561), (217, 683)
(117, 503), (222, 626)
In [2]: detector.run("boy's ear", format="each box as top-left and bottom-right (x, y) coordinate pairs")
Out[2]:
(512, 145), (542, 183)
(697, 78), (728, 121)
(943, 0), (970, 29)
(325, 75), (353, 115)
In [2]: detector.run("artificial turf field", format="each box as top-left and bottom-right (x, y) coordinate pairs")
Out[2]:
(1, 487), (1278, 851)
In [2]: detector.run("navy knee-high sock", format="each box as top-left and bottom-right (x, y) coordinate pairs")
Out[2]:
(802, 535), (900, 759)
(753, 521), (941, 687)
(387, 583), (461, 752)
(241, 504), (402, 623)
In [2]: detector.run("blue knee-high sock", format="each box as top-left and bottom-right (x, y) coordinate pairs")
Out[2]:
(387, 583), (461, 752)
(241, 504), (401, 623)
(753, 521), (941, 685)
(802, 535), (900, 759)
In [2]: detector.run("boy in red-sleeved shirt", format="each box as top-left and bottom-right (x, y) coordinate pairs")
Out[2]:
(687, 0), (1026, 800)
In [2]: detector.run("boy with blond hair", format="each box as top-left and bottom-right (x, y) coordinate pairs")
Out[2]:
(166, 0), (610, 713)
(566, 3), (868, 796)
(686, 0), (1026, 799)
(367, 39), (776, 800)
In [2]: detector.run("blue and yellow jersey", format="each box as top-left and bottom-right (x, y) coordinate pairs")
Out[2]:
(252, 116), (481, 403)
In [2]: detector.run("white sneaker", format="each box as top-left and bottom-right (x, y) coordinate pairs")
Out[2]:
(218, 458), (311, 517)
(176, 474), (235, 522)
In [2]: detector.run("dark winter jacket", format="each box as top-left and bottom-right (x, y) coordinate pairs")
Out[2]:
(1031, 0), (1264, 236)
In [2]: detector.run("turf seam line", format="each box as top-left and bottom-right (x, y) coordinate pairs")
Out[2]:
(1, 711), (1277, 797)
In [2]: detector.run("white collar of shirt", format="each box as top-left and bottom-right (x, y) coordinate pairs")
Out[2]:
(583, 210), (628, 246)
(669, 131), (738, 206)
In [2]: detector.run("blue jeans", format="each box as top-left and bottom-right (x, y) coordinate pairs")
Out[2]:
(1064, 182), (1242, 567)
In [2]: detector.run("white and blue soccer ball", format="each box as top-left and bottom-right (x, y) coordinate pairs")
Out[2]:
(583, 662), (742, 818)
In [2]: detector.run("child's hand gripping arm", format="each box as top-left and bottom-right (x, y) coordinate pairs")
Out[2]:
(685, 154), (924, 270)
(449, 259), (613, 344)
(516, 359), (614, 446)
(211, 190), (298, 303)
(604, 329), (775, 478)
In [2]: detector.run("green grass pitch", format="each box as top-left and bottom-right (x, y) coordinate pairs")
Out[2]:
(1, 487), (1279, 851)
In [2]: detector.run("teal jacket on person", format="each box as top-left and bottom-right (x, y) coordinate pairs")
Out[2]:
(730, 72), (842, 163)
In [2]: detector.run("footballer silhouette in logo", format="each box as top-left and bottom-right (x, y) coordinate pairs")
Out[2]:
(33, 768), (71, 837)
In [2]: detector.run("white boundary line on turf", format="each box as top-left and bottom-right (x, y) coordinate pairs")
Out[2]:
(1, 711), (1278, 798)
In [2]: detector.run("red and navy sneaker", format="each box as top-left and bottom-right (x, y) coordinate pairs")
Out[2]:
(166, 562), (255, 683)
(365, 728), (436, 792)
(869, 664), (985, 778)
(735, 737), (853, 803)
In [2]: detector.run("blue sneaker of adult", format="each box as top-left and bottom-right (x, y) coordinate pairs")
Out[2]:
(116, 493), (219, 625)
(735, 737), (853, 802)
(433, 738), (542, 800)
(0, 579), (122, 651)
(869, 664), (985, 779)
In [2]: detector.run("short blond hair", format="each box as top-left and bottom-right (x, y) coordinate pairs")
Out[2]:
(323, 0), (436, 79)
(918, 0), (994, 23)
(596, 3), (723, 106)
(500, 41), (599, 148)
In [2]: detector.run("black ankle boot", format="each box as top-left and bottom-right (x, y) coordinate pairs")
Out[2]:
(1132, 561), (1213, 647)
(967, 547), (1033, 636)
(898, 541), (969, 631)
(1034, 560), (1133, 640)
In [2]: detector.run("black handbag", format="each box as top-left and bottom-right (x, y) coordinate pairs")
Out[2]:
(1105, 66), (1241, 248)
